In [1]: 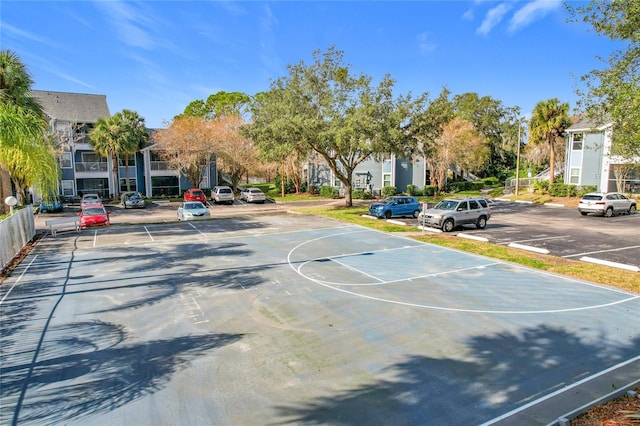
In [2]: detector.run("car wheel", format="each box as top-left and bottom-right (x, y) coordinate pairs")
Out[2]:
(384, 210), (392, 219)
(604, 207), (614, 217)
(442, 219), (455, 232)
(580, 212), (588, 216)
(413, 210), (420, 218)
(476, 216), (487, 229)
(629, 205), (637, 215)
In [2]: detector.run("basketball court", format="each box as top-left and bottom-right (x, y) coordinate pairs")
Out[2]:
(1, 214), (638, 425)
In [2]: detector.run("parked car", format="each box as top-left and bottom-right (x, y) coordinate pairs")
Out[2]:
(39, 198), (63, 213)
(578, 192), (637, 217)
(177, 201), (210, 221)
(419, 197), (491, 232)
(121, 192), (146, 209)
(212, 186), (234, 205)
(369, 196), (421, 219)
(81, 193), (102, 207)
(78, 205), (110, 228)
(240, 187), (266, 204)
(184, 188), (207, 203)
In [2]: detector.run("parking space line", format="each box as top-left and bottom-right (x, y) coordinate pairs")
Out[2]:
(188, 222), (208, 237)
(143, 226), (155, 242)
(498, 235), (570, 245)
(563, 244), (640, 258)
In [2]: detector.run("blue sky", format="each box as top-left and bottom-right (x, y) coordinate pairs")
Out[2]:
(1, 1), (622, 129)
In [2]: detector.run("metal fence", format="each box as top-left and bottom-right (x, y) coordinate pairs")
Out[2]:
(0, 206), (36, 271)
(504, 177), (543, 192)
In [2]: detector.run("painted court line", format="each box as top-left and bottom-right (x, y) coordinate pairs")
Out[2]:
(0, 255), (38, 305)
(480, 354), (640, 426)
(287, 227), (639, 314)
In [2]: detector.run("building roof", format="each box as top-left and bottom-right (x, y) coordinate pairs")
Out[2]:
(566, 116), (612, 132)
(30, 90), (110, 123)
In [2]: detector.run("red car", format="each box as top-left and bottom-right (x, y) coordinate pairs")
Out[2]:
(79, 205), (110, 228)
(184, 188), (207, 203)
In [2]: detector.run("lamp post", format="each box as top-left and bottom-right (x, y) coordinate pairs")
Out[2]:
(5, 196), (17, 215)
(515, 119), (525, 196)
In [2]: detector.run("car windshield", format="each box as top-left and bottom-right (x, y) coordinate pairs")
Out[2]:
(185, 203), (204, 209)
(219, 188), (232, 194)
(84, 208), (105, 216)
(434, 200), (459, 210)
(380, 197), (397, 205)
(249, 189), (262, 194)
(190, 190), (204, 196)
(582, 195), (602, 201)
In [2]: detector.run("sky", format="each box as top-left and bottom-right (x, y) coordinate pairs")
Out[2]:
(1, 0), (624, 129)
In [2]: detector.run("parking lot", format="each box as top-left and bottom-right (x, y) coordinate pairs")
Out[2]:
(2, 210), (639, 425)
(394, 199), (640, 271)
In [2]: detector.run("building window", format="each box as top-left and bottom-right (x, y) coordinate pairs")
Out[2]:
(120, 179), (137, 193)
(383, 173), (392, 187)
(570, 168), (580, 184)
(59, 152), (72, 168)
(61, 180), (75, 196)
(572, 133), (583, 150)
(118, 156), (137, 166)
(151, 176), (179, 197)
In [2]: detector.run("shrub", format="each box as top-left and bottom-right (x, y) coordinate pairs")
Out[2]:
(319, 186), (339, 199)
(534, 180), (549, 193)
(352, 189), (365, 199)
(447, 180), (484, 193)
(406, 184), (422, 196)
(421, 185), (435, 196)
(577, 185), (597, 197)
(483, 177), (500, 187)
(382, 186), (396, 197)
(549, 182), (577, 197)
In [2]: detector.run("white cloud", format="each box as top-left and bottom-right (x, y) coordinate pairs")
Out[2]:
(416, 32), (436, 54)
(508, 0), (562, 33)
(476, 3), (512, 36)
(259, 4), (282, 75)
(92, 1), (155, 49)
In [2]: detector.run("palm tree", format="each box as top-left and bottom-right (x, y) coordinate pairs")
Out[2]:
(89, 110), (147, 198)
(0, 50), (57, 209)
(528, 98), (571, 186)
(119, 110), (148, 192)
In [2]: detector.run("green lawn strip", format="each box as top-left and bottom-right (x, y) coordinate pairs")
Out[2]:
(290, 205), (640, 295)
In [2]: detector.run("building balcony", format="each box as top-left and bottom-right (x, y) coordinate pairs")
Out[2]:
(75, 162), (109, 173)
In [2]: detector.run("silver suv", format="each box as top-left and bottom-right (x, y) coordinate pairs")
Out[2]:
(211, 186), (234, 205)
(578, 192), (637, 217)
(418, 197), (491, 232)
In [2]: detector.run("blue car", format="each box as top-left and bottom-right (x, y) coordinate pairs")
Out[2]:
(39, 198), (64, 213)
(369, 196), (421, 219)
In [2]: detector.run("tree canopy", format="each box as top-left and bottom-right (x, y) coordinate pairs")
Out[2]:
(244, 46), (408, 206)
(180, 91), (251, 120)
(0, 49), (58, 208)
(89, 109), (148, 197)
(528, 98), (571, 186)
(567, 0), (640, 161)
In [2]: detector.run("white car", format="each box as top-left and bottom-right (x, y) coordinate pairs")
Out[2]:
(177, 202), (210, 221)
(212, 186), (234, 205)
(578, 192), (637, 217)
(240, 188), (266, 204)
(81, 193), (102, 207)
